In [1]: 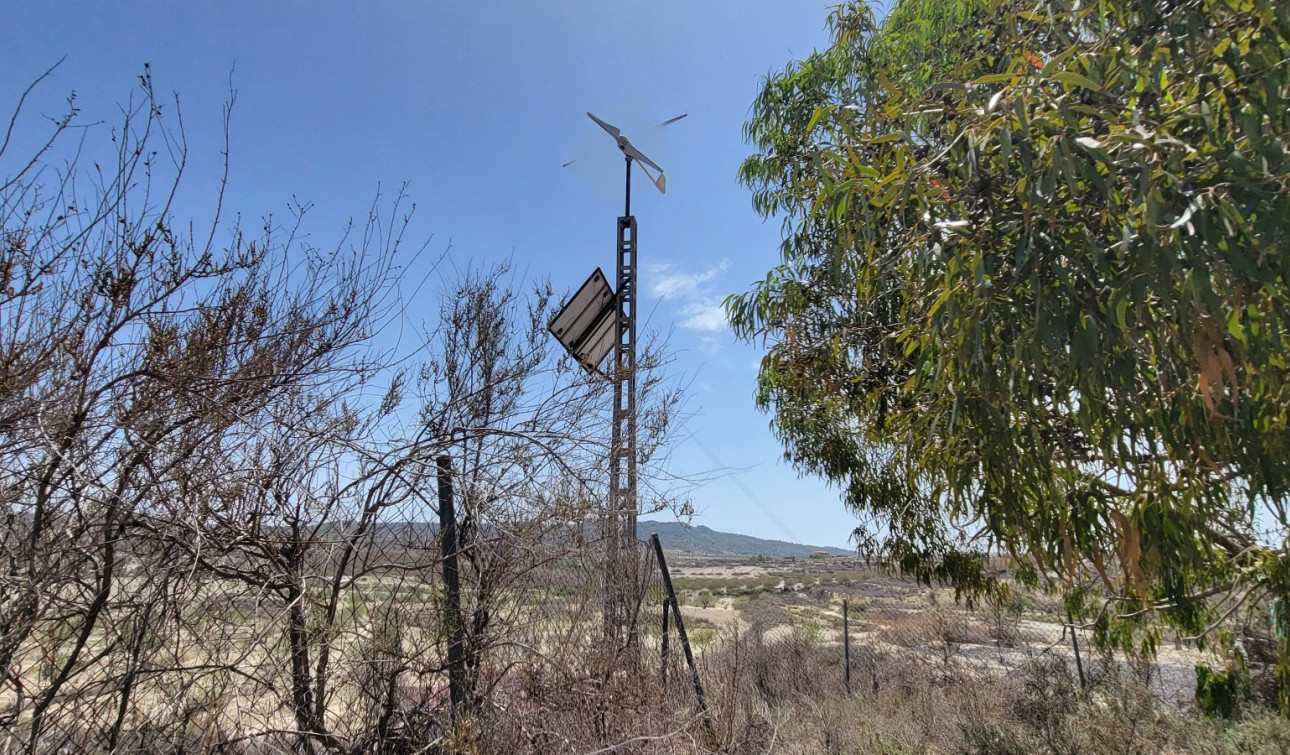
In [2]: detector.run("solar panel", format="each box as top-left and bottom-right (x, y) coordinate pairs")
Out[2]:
(549, 267), (617, 375)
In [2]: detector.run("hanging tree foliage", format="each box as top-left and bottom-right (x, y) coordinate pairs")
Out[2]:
(730, 0), (1290, 655)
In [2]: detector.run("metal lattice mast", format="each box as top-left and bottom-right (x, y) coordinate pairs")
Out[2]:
(606, 157), (639, 651)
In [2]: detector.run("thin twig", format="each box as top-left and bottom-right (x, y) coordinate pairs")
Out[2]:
(579, 712), (706, 755)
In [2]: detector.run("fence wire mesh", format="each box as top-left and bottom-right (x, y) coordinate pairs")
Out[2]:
(650, 552), (1268, 714)
(4, 519), (1281, 754)
(0, 487), (668, 754)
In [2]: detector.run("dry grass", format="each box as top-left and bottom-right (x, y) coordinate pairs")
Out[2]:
(457, 626), (1290, 755)
(4, 553), (1284, 753)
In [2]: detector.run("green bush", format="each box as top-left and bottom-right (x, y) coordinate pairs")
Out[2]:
(1197, 664), (1250, 720)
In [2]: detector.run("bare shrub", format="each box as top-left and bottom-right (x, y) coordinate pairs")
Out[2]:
(880, 608), (994, 663)
(632, 605), (1272, 755)
(1009, 656), (1081, 755)
(0, 68), (686, 753)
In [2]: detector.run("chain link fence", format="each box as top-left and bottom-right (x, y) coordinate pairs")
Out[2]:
(4, 525), (1279, 753)
(0, 492), (669, 753)
(653, 554), (1247, 711)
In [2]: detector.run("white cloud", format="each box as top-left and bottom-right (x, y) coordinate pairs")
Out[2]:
(647, 259), (730, 335)
(649, 259), (727, 299)
(681, 302), (728, 333)
(698, 334), (726, 356)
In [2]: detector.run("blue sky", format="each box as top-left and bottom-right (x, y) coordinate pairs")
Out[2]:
(3, 1), (860, 549)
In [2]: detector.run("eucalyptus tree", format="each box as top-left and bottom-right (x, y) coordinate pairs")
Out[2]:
(730, 0), (1290, 676)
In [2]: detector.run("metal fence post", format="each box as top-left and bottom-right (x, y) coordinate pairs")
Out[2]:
(661, 596), (671, 683)
(1067, 606), (1087, 689)
(650, 534), (709, 720)
(843, 598), (852, 696)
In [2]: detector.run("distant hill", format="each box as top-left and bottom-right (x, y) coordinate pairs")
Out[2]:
(337, 520), (853, 559)
(638, 520), (853, 558)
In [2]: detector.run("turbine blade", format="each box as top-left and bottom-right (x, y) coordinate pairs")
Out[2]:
(623, 142), (663, 175)
(655, 113), (688, 128)
(586, 112), (620, 139)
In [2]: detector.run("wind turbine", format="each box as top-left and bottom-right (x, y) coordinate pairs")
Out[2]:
(563, 112), (686, 213)
(548, 109), (685, 656)
(586, 111), (678, 199)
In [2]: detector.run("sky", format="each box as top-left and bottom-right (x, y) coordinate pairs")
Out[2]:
(1, 1), (861, 549)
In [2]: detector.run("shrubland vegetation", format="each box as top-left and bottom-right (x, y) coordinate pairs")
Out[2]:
(5, 0), (1290, 749)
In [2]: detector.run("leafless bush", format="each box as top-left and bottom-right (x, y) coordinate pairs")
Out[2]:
(879, 608), (993, 661)
(0, 61), (422, 750)
(0, 67), (685, 753)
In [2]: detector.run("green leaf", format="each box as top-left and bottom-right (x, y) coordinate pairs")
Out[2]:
(806, 106), (825, 133)
(1114, 299), (1129, 331)
(1051, 71), (1103, 91)
(1226, 310), (1247, 345)
(865, 131), (904, 144)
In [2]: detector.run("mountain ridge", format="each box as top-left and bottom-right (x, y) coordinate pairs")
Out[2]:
(638, 520), (853, 558)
